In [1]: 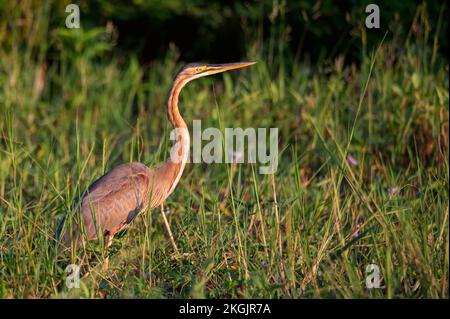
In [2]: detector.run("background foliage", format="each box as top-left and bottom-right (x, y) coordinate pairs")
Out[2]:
(0, 0), (448, 298)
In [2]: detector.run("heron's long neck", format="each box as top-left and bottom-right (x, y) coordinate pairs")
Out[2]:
(167, 76), (190, 160)
(168, 76), (188, 130)
(152, 76), (190, 204)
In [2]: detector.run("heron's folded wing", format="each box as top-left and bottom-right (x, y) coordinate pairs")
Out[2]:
(80, 163), (153, 239)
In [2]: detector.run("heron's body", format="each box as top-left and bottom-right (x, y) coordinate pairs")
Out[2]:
(57, 62), (254, 251)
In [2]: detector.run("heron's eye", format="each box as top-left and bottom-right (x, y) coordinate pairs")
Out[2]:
(196, 66), (207, 73)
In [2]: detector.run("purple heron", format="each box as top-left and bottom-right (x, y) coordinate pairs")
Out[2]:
(56, 62), (255, 255)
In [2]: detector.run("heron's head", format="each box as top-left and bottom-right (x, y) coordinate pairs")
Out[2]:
(178, 62), (256, 82)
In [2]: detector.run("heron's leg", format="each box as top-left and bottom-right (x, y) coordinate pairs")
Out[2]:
(160, 203), (180, 255)
(106, 234), (114, 248)
(101, 234), (113, 271)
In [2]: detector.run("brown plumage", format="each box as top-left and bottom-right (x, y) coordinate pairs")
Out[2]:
(56, 62), (255, 253)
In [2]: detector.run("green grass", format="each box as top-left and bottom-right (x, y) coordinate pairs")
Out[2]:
(0, 3), (448, 298)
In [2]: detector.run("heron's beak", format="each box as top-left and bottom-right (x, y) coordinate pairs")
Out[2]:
(206, 62), (256, 75)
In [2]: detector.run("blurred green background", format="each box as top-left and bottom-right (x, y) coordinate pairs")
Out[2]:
(2, 0), (448, 64)
(0, 0), (448, 298)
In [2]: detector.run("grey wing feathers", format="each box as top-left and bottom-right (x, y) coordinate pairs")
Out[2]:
(82, 162), (153, 239)
(59, 162), (153, 245)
